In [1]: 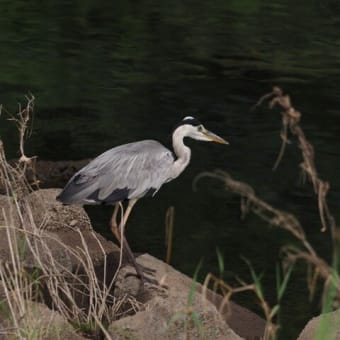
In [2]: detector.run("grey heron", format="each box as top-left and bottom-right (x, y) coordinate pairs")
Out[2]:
(56, 116), (228, 283)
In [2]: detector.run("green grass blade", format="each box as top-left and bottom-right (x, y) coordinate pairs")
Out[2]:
(269, 304), (280, 319)
(242, 256), (264, 300)
(277, 263), (294, 302)
(191, 311), (204, 339)
(216, 247), (224, 276)
(187, 259), (203, 305)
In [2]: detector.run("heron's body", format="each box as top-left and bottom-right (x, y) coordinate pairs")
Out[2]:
(57, 140), (176, 205)
(57, 116), (228, 285)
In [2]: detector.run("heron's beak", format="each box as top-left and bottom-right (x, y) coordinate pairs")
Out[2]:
(203, 129), (229, 144)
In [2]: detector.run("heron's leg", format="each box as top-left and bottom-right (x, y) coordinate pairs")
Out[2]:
(120, 199), (137, 229)
(110, 200), (145, 283)
(118, 199), (146, 282)
(110, 203), (121, 241)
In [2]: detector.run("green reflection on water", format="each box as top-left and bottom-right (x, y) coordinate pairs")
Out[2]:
(1, 1), (340, 338)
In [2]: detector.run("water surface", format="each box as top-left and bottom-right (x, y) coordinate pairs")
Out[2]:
(1, 1), (340, 338)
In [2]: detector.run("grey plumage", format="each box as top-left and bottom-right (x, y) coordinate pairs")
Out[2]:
(56, 116), (228, 284)
(57, 140), (175, 205)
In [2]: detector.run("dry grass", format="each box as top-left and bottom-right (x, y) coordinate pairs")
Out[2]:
(256, 86), (336, 236)
(197, 87), (339, 339)
(0, 96), (139, 339)
(255, 87), (339, 303)
(2, 88), (338, 339)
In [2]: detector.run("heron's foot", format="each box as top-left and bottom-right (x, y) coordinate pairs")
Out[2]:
(125, 271), (165, 288)
(123, 271), (168, 298)
(115, 262), (168, 297)
(114, 269), (144, 297)
(144, 280), (168, 297)
(122, 254), (160, 288)
(136, 263), (168, 290)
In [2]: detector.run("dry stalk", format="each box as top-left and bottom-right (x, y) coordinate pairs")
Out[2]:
(165, 206), (175, 264)
(196, 87), (339, 324)
(0, 193), (127, 338)
(0, 96), (135, 338)
(282, 245), (340, 306)
(194, 170), (314, 255)
(196, 168), (339, 306)
(7, 94), (35, 168)
(202, 272), (277, 339)
(255, 86), (336, 236)
(0, 94), (38, 202)
(255, 87), (339, 305)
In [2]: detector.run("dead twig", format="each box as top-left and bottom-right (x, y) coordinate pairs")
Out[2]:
(195, 170), (314, 255)
(254, 87), (336, 237)
(0, 95), (133, 338)
(6, 94), (39, 189)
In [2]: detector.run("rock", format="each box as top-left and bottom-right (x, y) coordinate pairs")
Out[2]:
(109, 254), (245, 340)
(25, 188), (119, 262)
(297, 309), (340, 340)
(0, 193), (72, 270)
(24, 188), (92, 231)
(0, 300), (86, 340)
(202, 286), (266, 339)
(0, 194), (18, 227)
(23, 188), (123, 269)
(0, 188), (266, 339)
(0, 226), (73, 272)
(0, 189), (119, 272)
(0, 188), (121, 315)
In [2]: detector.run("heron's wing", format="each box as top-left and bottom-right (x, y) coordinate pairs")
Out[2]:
(56, 165), (102, 204)
(97, 140), (174, 201)
(57, 140), (174, 204)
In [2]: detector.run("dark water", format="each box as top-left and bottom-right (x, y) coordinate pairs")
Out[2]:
(1, 1), (340, 338)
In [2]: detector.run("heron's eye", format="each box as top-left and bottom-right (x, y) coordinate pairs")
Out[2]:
(198, 125), (204, 132)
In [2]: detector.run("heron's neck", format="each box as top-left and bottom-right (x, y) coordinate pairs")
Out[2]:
(171, 129), (191, 179)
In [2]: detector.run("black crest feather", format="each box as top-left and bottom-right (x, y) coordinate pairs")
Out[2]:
(173, 116), (201, 131)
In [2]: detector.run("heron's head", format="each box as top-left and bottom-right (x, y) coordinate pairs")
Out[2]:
(173, 116), (229, 144)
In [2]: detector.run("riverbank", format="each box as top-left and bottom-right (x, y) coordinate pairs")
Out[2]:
(0, 159), (339, 339)
(0, 187), (266, 339)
